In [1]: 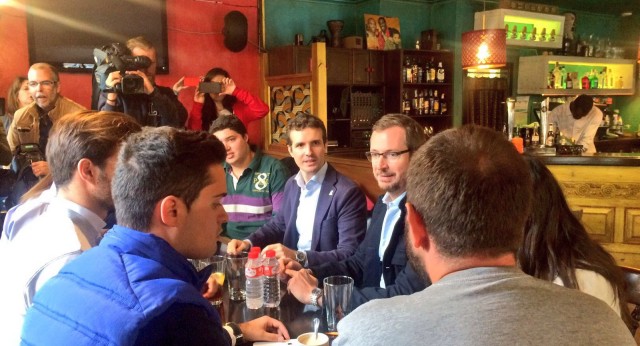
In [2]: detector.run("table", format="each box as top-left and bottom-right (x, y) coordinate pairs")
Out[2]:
(216, 285), (334, 345)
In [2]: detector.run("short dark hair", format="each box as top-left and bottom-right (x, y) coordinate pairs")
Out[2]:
(285, 113), (327, 145)
(407, 125), (532, 258)
(569, 94), (593, 119)
(113, 127), (226, 232)
(372, 113), (427, 152)
(209, 114), (247, 136)
(46, 110), (141, 188)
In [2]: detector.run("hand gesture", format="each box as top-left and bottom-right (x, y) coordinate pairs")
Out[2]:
(263, 243), (296, 261)
(285, 268), (318, 305)
(239, 316), (290, 342)
(226, 239), (250, 255)
(219, 77), (236, 96)
(31, 160), (49, 177)
(277, 257), (302, 282)
(172, 76), (191, 95)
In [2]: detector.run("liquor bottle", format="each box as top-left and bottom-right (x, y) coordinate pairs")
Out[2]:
(432, 90), (440, 114)
(545, 123), (555, 147)
(523, 127), (532, 147)
(552, 62), (562, 89)
(417, 90), (424, 115)
(428, 57), (436, 83)
(560, 66), (567, 89)
(436, 61), (445, 83)
(428, 89), (435, 114)
(417, 61), (424, 84)
(531, 125), (540, 147)
(548, 71), (555, 89)
(404, 57), (412, 83)
(589, 69), (598, 89)
(402, 91), (410, 115)
(562, 33), (573, 55)
(581, 73), (590, 90)
(565, 72), (573, 89)
(616, 76), (624, 89)
(412, 59), (418, 84)
(423, 92), (430, 115)
(424, 59), (431, 83)
(440, 92), (447, 115)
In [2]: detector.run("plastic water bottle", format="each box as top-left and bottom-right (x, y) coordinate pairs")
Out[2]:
(245, 247), (264, 309)
(263, 250), (281, 308)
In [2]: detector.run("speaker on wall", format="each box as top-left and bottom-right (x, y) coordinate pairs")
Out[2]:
(223, 11), (248, 52)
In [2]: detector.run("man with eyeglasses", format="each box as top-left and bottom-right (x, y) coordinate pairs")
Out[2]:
(98, 36), (187, 128)
(6, 63), (85, 207)
(283, 114), (430, 310)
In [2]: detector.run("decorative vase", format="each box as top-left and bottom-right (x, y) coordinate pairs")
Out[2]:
(327, 20), (344, 48)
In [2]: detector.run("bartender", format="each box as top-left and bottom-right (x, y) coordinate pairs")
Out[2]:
(548, 94), (602, 154)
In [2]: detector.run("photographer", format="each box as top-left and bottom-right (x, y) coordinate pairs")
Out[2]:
(97, 36), (187, 128)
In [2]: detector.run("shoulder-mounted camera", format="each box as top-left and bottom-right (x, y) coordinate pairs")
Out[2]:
(93, 42), (151, 95)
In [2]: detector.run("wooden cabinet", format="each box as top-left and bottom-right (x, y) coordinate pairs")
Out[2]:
(267, 45), (311, 76)
(518, 55), (636, 96)
(385, 49), (453, 133)
(326, 48), (384, 85)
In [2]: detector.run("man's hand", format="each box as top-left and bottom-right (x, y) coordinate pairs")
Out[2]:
(277, 258), (302, 282)
(226, 239), (250, 255)
(31, 160), (49, 177)
(219, 77), (236, 96)
(105, 71), (122, 89)
(285, 268), (318, 305)
(201, 275), (220, 300)
(125, 70), (154, 94)
(239, 316), (290, 342)
(263, 243), (296, 261)
(172, 76), (191, 95)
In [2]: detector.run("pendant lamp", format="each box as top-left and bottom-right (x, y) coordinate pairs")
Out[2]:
(462, 3), (507, 70)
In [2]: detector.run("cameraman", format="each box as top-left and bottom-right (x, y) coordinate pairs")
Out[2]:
(98, 36), (187, 128)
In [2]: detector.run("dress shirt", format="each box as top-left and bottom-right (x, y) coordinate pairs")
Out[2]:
(0, 195), (105, 346)
(379, 191), (406, 288)
(295, 162), (328, 251)
(548, 102), (603, 154)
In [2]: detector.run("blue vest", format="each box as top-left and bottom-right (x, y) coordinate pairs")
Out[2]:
(21, 225), (220, 346)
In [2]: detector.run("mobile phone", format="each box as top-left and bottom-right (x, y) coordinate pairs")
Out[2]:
(183, 76), (200, 87)
(199, 81), (222, 94)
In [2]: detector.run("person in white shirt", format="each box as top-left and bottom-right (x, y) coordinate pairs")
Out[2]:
(0, 110), (141, 345)
(548, 94), (602, 154)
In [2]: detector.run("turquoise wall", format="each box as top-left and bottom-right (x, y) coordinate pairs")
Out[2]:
(265, 0), (640, 132)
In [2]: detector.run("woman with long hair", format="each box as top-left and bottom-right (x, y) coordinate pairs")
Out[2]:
(185, 67), (268, 139)
(519, 156), (635, 331)
(3, 76), (32, 129)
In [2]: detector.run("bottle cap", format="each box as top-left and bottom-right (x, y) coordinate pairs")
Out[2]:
(265, 249), (276, 258)
(248, 251), (259, 259)
(250, 246), (261, 253)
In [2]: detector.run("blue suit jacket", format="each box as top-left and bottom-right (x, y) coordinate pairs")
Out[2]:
(247, 164), (366, 266)
(311, 195), (429, 309)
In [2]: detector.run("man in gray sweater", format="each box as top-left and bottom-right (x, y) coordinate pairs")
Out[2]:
(334, 125), (634, 346)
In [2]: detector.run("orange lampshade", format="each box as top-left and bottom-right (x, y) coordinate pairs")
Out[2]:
(461, 29), (507, 70)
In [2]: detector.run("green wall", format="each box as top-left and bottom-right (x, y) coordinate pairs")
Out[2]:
(265, 0), (640, 132)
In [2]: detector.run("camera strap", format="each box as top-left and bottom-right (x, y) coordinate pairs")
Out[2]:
(147, 101), (160, 127)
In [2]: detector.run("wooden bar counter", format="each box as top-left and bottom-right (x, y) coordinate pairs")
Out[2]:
(531, 153), (640, 268)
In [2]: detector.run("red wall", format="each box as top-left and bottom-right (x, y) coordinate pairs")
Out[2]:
(0, 0), (263, 143)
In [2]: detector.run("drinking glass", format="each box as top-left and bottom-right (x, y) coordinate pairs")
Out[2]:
(323, 275), (353, 333)
(226, 252), (248, 301)
(198, 255), (226, 306)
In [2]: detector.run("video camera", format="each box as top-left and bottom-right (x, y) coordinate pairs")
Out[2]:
(93, 43), (151, 94)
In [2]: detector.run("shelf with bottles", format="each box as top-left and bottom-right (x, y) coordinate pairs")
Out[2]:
(474, 9), (564, 49)
(401, 87), (450, 118)
(517, 55), (636, 96)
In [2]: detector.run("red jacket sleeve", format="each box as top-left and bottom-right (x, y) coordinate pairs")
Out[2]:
(231, 87), (269, 128)
(187, 102), (204, 131)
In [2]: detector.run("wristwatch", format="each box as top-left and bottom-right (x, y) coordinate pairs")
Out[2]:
(310, 287), (323, 307)
(295, 250), (307, 266)
(225, 322), (244, 344)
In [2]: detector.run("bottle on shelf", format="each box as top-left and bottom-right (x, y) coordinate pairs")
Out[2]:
(615, 75), (624, 89)
(545, 123), (555, 147)
(589, 69), (598, 89)
(552, 62), (562, 89)
(436, 61), (445, 83)
(428, 89), (435, 115)
(432, 90), (440, 115)
(423, 91), (431, 115)
(531, 125), (540, 147)
(404, 57), (412, 83)
(440, 92), (447, 115)
(263, 249), (280, 308)
(245, 247), (264, 309)
(600, 67), (608, 89)
(424, 59), (432, 83)
(402, 91), (411, 115)
(565, 72), (573, 89)
(411, 59), (419, 84)
(428, 57), (436, 82)
(417, 90), (425, 115)
(581, 73), (590, 90)
(562, 33), (573, 55)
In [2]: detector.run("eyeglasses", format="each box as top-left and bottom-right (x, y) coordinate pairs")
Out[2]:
(28, 80), (57, 88)
(364, 149), (410, 162)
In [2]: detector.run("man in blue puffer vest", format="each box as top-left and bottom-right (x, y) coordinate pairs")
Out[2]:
(21, 127), (289, 345)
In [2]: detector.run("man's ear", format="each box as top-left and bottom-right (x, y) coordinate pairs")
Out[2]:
(159, 196), (181, 227)
(406, 202), (429, 251)
(76, 158), (97, 184)
(287, 145), (293, 157)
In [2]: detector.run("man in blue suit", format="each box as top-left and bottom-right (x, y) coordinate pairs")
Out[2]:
(283, 114), (430, 309)
(227, 113), (366, 267)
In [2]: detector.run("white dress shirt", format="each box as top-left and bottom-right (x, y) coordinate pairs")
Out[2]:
(378, 191), (406, 288)
(295, 163), (328, 251)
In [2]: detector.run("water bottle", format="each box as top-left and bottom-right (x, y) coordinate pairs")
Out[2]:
(263, 249), (281, 308)
(245, 248), (264, 309)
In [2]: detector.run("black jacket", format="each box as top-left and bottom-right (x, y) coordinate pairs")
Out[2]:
(311, 195), (429, 309)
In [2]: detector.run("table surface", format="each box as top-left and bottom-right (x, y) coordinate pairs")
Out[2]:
(217, 285), (335, 345)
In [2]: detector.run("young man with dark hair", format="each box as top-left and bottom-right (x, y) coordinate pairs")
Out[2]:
(284, 114), (429, 310)
(98, 36), (187, 127)
(21, 127), (289, 345)
(0, 110), (141, 345)
(227, 113), (366, 267)
(334, 125), (634, 345)
(210, 115), (289, 240)
(548, 94), (602, 154)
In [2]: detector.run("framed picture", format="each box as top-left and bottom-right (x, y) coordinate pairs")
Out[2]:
(364, 14), (401, 50)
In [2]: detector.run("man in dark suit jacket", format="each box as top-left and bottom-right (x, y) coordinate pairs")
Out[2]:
(284, 114), (430, 309)
(227, 114), (366, 266)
